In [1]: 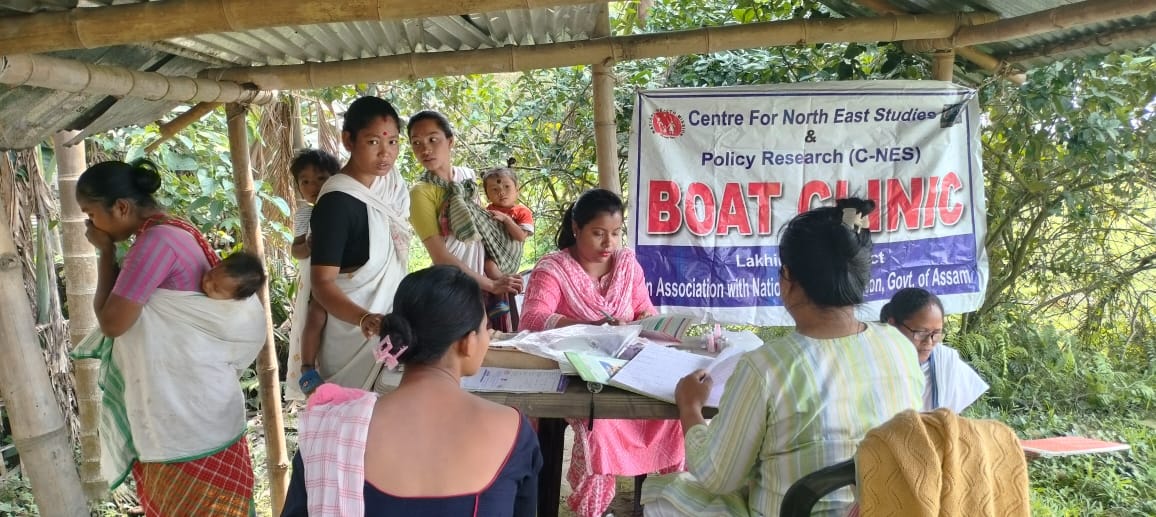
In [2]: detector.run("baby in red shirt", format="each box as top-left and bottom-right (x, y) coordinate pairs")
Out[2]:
(482, 159), (534, 280)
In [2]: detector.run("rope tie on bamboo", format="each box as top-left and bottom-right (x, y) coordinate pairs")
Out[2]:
(800, 19), (809, 46)
(890, 15), (899, 42)
(705, 26), (713, 54)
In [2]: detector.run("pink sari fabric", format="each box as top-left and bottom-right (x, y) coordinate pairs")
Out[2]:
(520, 247), (685, 517)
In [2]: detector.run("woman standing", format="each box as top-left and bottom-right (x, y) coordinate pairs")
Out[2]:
(520, 189), (684, 517)
(407, 110), (522, 299)
(303, 96), (413, 392)
(76, 159), (266, 516)
(881, 287), (988, 413)
(643, 198), (924, 517)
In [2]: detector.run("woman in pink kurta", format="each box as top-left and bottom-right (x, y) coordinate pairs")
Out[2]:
(520, 188), (684, 517)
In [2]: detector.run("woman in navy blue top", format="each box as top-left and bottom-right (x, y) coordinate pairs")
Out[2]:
(282, 265), (542, 516)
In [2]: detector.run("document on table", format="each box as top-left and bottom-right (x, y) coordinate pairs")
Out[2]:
(608, 343), (753, 407)
(461, 367), (568, 393)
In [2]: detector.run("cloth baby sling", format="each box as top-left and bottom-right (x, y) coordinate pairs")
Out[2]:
(420, 170), (522, 275)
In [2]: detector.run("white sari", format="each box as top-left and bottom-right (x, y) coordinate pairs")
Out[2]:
(290, 172), (410, 393)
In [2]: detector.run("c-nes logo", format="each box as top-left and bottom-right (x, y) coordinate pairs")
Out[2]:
(650, 109), (684, 138)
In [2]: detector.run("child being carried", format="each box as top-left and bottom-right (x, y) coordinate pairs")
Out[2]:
(481, 158), (534, 323)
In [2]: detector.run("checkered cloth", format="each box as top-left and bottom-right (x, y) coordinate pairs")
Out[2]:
(420, 170), (522, 275)
(297, 384), (379, 517)
(132, 437), (255, 517)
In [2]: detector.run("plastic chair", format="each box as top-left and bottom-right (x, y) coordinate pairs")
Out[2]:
(779, 459), (856, 517)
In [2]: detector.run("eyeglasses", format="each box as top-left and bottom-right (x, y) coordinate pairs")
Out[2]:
(899, 322), (944, 343)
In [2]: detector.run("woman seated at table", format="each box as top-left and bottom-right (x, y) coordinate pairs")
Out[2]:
(642, 198), (925, 517)
(520, 188), (684, 517)
(282, 265), (542, 517)
(881, 287), (988, 413)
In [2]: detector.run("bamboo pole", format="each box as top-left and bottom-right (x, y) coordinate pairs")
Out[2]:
(225, 103), (289, 516)
(0, 54), (276, 105)
(905, 0), (1156, 51)
(854, 0), (1025, 85)
(0, 200), (88, 516)
(289, 95), (305, 150)
(931, 49), (955, 81)
(52, 131), (107, 501)
(144, 103), (223, 154)
(591, 4), (619, 194)
(204, 13), (996, 90)
(0, 0), (614, 55)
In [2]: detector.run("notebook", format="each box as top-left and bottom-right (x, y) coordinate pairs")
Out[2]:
(1019, 436), (1130, 457)
(569, 344), (752, 407)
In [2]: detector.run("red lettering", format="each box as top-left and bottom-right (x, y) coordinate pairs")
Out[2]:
(684, 182), (716, 236)
(866, 179), (883, 232)
(886, 178), (925, 231)
(647, 180), (681, 234)
(835, 180), (850, 200)
(922, 176), (939, 228)
(797, 180), (832, 213)
(715, 183), (752, 235)
(938, 172), (964, 225)
(747, 182), (782, 235)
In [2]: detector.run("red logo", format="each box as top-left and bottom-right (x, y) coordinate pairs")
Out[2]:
(650, 109), (684, 138)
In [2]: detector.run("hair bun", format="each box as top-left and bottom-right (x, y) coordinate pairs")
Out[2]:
(129, 158), (163, 195)
(835, 197), (877, 216)
(379, 313), (415, 359)
(506, 157), (516, 167)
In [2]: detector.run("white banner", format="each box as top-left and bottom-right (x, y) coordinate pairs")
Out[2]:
(627, 81), (987, 325)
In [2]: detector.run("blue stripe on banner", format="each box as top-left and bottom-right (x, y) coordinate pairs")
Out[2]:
(636, 234), (981, 308)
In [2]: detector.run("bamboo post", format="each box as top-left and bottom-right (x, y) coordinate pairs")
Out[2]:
(204, 13), (996, 90)
(0, 54), (276, 105)
(0, 0), (615, 55)
(289, 95), (305, 150)
(591, 4), (619, 194)
(225, 103), (290, 515)
(932, 49), (955, 81)
(0, 199), (88, 516)
(52, 131), (107, 500)
(144, 102), (223, 154)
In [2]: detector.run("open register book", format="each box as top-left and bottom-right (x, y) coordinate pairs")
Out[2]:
(567, 341), (754, 407)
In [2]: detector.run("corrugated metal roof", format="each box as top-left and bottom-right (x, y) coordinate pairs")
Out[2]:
(1, 0), (1154, 149)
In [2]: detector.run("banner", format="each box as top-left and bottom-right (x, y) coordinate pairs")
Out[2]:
(627, 81), (987, 325)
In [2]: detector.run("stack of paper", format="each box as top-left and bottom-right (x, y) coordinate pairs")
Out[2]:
(461, 367), (568, 393)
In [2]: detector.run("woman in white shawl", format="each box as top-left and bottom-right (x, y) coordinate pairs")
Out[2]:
(292, 96), (413, 394)
(882, 287), (989, 413)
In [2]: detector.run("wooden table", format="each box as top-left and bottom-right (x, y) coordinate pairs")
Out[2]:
(475, 380), (717, 517)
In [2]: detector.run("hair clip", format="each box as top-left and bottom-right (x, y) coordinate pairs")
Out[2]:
(842, 207), (869, 232)
(373, 335), (408, 371)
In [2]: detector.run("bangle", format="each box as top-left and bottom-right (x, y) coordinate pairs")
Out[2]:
(358, 312), (372, 328)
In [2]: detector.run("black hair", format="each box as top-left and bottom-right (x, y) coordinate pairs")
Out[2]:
(778, 197), (877, 308)
(482, 158), (519, 186)
(289, 148), (340, 182)
(75, 159), (163, 210)
(880, 288), (944, 323)
(556, 188), (625, 250)
(218, 251), (266, 300)
(379, 265), (485, 366)
(342, 96), (401, 141)
(406, 110), (455, 140)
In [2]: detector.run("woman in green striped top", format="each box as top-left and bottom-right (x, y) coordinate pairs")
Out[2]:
(641, 197), (925, 517)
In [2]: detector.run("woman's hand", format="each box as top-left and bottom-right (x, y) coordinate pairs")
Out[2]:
(486, 274), (524, 295)
(675, 369), (713, 412)
(359, 313), (384, 338)
(85, 220), (115, 253)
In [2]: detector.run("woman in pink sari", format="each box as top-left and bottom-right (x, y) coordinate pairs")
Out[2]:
(520, 188), (684, 517)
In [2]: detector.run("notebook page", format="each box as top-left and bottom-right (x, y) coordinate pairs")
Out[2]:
(609, 345), (714, 403)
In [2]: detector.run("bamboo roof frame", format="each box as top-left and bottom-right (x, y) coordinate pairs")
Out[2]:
(0, 0), (615, 55)
(904, 0), (1156, 52)
(203, 12), (997, 90)
(0, 54), (275, 105)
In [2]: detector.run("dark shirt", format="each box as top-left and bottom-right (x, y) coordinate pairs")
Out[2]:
(282, 413), (542, 517)
(310, 190), (369, 269)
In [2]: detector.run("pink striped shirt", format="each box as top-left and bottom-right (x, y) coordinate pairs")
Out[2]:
(112, 224), (211, 304)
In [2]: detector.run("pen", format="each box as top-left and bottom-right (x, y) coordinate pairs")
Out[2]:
(599, 310), (615, 323)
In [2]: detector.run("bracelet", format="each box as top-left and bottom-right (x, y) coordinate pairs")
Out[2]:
(358, 312), (373, 328)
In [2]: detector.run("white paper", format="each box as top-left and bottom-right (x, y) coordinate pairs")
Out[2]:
(460, 367), (567, 393)
(609, 342), (755, 407)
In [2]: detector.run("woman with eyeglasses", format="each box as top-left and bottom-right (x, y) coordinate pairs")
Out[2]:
(881, 288), (988, 413)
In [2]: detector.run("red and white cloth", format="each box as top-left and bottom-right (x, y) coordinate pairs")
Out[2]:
(298, 384), (379, 517)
